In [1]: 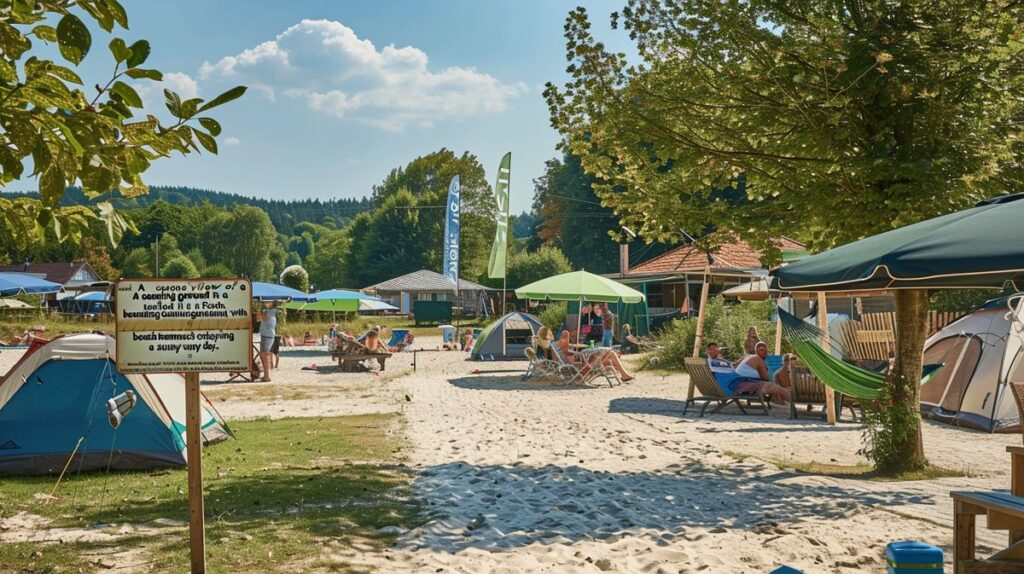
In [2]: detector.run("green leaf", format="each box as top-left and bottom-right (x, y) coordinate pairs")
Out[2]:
(198, 117), (222, 136)
(197, 86), (248, 112)
(0, 59), (17, 83)
(0, 22), (32, 59)
(97, 201), (131, 247)
(180, 97), (201, 119)
(126, 39), (150, 68)
(194, 130), (218, 154)
(164, 89), (182, 118)
(105, 0), (129, 29)
(108, 38), (130, 62)
(124, 67), (162, 81)
(110, 80), (143, 107)
(56, 14), (91, 66)
(32, 25), (58, 43)
(48, 65), (83, 85)
(38, 168), (65, 206)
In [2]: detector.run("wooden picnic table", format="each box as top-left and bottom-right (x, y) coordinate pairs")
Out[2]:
(948, 446), (1024, 573)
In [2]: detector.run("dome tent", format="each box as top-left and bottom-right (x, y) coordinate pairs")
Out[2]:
(0, 333), (231, 475)
(469, 312), (544, 361)
(919, 297), (1024, 433)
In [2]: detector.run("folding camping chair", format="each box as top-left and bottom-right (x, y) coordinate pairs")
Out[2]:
(682, 358), (770, 416)
(523, 344), (560, 381)
(386, 329), (411, 351)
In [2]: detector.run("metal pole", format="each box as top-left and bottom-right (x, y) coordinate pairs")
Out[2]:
(185, 371), (206, 572)
(154, 235), (160, 278)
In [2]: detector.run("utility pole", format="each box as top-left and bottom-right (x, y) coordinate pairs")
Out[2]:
(154, 235), (161, 278)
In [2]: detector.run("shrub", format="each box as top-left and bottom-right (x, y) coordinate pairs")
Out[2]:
(280, 265), (309, 293)
(652, 297), (780, 368)
(161, 256), (200, 279)
(537, 302), (568, 332)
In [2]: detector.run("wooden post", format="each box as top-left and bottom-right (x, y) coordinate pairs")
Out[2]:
(774, 304), (783, 356)
(185, 372), (206, 574)
(1010, 447), (1024, 545)
(818, 292), (837, 425)
(688, 266), (712, 401)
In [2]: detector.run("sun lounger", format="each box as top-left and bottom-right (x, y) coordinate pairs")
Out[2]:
(786, 359), (858, 421)
(625, 333), (662, 353)
(682, 358), (769, 416)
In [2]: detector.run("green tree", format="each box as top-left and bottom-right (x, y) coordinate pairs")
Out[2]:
(372, 149), (495, 279)
(532, 150), (620, 273)
(546, 2), (1024, 472)
(284, 251), (302, 267)
(201, 263), (232, 278)
(200, 205), (277, 280)
(0, 1), (246, 249)
(507, 245), (572, 289)
(120, 247), (151, 278)
(350, 189), (425, 286)
(161, 255), (199, 279)
(307, 229), (353, 290)
(279, 264), (309, 293)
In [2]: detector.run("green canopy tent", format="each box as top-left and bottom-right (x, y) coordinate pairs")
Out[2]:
(515, 270), (645, 344)
(284, 289), (391, 319)
(771, 193), (1024, 428)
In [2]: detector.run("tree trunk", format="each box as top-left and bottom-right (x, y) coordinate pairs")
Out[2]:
(884, 289), (930, 472)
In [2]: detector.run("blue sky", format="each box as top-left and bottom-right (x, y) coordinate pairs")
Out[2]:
(86, 1), (635, 213)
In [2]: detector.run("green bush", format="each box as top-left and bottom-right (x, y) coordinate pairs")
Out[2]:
(652, 297), (779, 368)
(930, 288), (1008, 313)
(537, 302), (568, 332)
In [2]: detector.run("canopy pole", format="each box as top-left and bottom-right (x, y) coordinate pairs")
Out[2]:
(577, 295), (583, 344)
(818, 292), (837, 425)
(774, 305), (783, 356)
(688, 264), (712, 402)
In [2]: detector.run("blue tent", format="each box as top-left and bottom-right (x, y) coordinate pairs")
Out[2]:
(251, 281), (315, 302)
(0, 334), (231, 475)
(0, 273), (62, 297)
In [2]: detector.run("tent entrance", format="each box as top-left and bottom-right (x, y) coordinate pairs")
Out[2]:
(921, 335), (984, 414)
(504, 319), (534, 346)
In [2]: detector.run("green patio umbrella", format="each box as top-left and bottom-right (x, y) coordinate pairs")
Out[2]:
(772, 193), (1024, 292)
(514, 270), (645, 304)
(284, 289), (386, 313)
(515, 271), (645, 344)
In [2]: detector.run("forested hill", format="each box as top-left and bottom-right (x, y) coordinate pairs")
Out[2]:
(6, 186), (373, 232)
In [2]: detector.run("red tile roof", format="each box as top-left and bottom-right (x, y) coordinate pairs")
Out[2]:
(0, 262), (98, 285)
(626, 236), (804, 276)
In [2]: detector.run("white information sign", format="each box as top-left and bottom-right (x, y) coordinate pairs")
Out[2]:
(115, 278), (253, 374)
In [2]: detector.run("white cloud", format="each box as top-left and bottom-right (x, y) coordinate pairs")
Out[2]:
(162, 72), (200, 99)
(224, 137), (240, 146)
(199, 19), (527, 131)
(134, 71), (200, 112)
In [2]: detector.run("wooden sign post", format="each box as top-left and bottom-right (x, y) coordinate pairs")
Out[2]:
(114, 279), (253, 574)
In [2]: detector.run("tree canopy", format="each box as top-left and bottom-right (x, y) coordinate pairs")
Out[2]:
(0, 0), (245, 249)
(545, 1), (1024, 254)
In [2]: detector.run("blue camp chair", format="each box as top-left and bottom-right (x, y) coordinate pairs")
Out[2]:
(387, 329), (410, 350)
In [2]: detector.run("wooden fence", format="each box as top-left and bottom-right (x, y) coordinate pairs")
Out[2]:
(836, 311), (963, 361)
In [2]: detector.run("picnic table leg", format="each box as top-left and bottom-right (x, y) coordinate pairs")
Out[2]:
(954, 499), (975, 574)
(1011, 451), (1024, 545)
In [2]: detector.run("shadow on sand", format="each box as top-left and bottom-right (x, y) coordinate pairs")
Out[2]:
(448, 374), (590, 392)
(402, 459), (932, 552)
(606, 397), (854, 431)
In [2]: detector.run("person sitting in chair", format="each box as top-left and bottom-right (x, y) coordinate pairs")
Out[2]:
(536, 326), (556, 360)
(705, 342), (733, 368)
(733, 341), (791, 405)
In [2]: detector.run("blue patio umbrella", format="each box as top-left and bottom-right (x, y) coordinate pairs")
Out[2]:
(0, 273), (62, 297)
(251, 282), (316, 302)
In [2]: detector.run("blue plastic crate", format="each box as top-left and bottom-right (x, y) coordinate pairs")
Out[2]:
(886, 540), (943, 574)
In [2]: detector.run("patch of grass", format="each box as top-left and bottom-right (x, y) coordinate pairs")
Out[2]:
(0, 414), (420, 573)
(769, 457), (967, 481)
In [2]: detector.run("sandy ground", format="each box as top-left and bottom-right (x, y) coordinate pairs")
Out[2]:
(2, 337), (1021, 572)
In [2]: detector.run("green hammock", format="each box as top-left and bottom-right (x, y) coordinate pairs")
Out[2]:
(779, 309), (942, 400)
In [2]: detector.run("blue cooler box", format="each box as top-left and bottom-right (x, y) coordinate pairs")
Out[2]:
(886, 540), (943, 573)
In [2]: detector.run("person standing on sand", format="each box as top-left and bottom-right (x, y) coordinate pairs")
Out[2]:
(258, 302), (277, 382)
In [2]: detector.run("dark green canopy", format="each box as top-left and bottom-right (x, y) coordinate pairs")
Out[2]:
(772, 194), (1024, 292)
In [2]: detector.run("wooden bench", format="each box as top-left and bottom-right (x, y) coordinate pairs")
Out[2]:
(786, 360), (858, 421)
(329, 337), (391, 372)
(950, 490), (1024, 573)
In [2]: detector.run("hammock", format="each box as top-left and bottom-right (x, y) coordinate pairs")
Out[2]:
(778, 309), (942, 400)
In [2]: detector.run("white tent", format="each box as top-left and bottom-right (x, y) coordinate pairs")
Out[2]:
(920, 297), (1024, 433)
